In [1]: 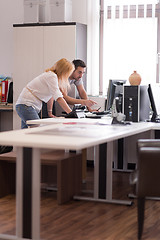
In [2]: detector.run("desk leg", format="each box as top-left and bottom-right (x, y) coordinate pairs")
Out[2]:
(98, 142), (112, 200)
(99, 143), (107, 199)
(74, 141), (132, 205)
(106, 142), (113, 200)
(105, 141), (132, 205)
(16, 147), (23, 238)
(16, 147), (40, 239)
(94, 145), (99, 199)
(32, 148), (40, 240)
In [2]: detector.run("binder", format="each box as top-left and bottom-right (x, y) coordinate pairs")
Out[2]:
(0, 83), (2, 102)
(1, 80), (8, 102)
(7, 81), (13, 103)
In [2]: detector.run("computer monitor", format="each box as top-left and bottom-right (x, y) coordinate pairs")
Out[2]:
(106, 79), (127, 112)
(148, 84), (160, 122)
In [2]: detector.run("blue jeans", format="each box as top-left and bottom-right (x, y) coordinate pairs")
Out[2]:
(16, 104), (40, 129)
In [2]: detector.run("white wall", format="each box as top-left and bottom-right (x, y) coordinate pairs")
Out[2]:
(0, 0), (23, 77)
(72, 0), (87, 24)
(0, 0), (87, 77)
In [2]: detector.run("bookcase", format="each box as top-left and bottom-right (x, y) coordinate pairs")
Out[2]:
(13, 22), (87, 129)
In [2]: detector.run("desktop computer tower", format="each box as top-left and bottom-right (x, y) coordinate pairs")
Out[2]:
(123, 85), (150, 122)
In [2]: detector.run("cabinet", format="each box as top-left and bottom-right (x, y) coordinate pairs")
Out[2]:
(13, 22), (87, 129)
(0, 105), (13, 132)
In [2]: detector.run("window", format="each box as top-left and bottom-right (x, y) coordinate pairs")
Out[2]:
(102, 0), (159, 95)
(87, 0), (100, 96)
(87, 0), (160, 96)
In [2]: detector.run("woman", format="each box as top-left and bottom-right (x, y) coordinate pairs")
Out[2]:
(16, 58), (74, 128)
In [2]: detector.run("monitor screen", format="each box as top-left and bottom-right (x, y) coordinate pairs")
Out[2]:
(106, 79), (127, 111)
(148, 84), (160, 121)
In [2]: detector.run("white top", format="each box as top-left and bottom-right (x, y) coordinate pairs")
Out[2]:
(16, 71), (63, 112)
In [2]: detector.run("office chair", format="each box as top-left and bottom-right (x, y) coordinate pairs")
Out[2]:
(132, 139), (160, 239)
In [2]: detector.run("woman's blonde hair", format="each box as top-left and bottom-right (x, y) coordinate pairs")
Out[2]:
(46, 58), (74, 91)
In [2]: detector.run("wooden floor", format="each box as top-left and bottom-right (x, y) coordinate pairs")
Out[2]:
(0, 167), (160, 240)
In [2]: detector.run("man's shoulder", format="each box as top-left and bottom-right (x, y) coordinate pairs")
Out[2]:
(69, 78), (83, 86)
(68, 78), (75, 84)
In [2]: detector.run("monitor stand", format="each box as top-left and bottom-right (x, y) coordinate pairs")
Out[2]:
(151, 112), (160, 123)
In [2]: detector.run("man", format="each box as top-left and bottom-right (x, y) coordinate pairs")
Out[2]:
(47, 59), (97, 117)
(62, 59), (96, 112)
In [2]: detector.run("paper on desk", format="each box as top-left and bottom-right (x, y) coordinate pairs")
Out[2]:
(63, 118), (112, 126)
(30, 124), (109, 138)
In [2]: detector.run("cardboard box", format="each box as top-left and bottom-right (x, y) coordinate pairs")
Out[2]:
(49, 0), (72, 22)
(39, 0), (48, 22)
(24, 0), (39, 23)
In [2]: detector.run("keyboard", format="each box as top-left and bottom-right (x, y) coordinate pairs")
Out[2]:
(155, 118), (160, 123)
(92, 111), (110, 115)
(85, 111), (110, 119)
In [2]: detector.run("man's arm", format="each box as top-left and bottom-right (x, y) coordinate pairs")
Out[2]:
(62, 86), (96, 108)
(76, 84), (98, 112)
(76, 84), (88, 100)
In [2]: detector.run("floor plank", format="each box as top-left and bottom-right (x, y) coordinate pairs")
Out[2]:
(0, 168), (160, 239)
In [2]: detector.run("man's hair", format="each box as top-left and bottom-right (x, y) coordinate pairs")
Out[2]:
(72, 59), (86, 70)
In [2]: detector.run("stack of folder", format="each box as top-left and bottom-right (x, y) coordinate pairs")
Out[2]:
(0, 75), (13, 103)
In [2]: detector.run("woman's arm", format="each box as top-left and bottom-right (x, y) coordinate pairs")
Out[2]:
(47, 97), (56, 118)
(57, 97), (72, 114)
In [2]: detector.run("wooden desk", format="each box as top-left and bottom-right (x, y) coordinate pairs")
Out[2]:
(0, 120), (157, 239)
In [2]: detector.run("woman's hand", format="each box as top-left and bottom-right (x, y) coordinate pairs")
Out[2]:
(47, 111), (57, 118)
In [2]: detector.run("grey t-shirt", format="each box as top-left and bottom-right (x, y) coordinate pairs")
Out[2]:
(69, 78), (83, 86)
